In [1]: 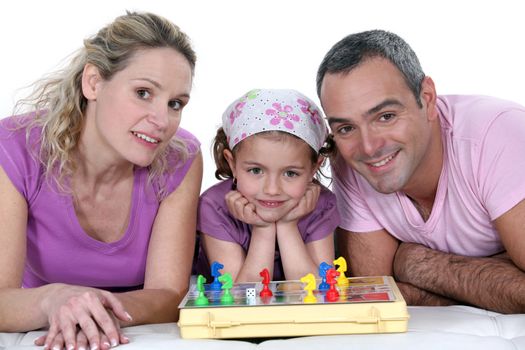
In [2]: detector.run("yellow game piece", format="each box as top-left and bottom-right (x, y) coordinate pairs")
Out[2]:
(334, 256), (350, 287)
(300, 273), (317, 303)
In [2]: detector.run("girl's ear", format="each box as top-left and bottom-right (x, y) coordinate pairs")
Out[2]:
(81, 63), (102, 100)
(311, 155), (325, 178)
(223, 149), (236, 178)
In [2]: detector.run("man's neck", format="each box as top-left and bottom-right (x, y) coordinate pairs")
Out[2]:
(403, 117), (444, 219)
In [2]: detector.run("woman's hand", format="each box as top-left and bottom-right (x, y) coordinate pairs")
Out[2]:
(37, 284), (131, 350)
(225, 190), (273, 227)
(278, 182), (320, 225)
(35, 325), (130, 350)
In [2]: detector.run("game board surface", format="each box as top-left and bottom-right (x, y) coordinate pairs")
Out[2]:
(178, 276), (409, 339)
(180, 276), (395, 308)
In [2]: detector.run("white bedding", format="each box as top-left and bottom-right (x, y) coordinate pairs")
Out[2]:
(2, 306), (525, 349)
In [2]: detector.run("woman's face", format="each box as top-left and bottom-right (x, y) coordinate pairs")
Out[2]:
(82, 47), (193, 167)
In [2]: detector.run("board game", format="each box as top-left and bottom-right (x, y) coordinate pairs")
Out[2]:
(178, 275), (409, 339)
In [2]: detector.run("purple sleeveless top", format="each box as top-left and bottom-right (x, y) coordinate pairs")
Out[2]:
(0, 115), (199, 290)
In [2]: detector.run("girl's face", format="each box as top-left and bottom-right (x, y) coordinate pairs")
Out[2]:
(225, 134), (319, 223)
(81, 47), (192, 167)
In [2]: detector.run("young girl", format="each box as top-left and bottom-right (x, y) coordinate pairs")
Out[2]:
(196, 89), (339, 282)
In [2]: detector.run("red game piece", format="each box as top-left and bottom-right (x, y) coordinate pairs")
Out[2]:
(325, 268), (340, 302)
(259, 268), (273, 297)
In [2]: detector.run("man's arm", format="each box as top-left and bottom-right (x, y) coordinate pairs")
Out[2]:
(336, 227), (456, 305)
(393, 242), (525, 313)
(394, 199), (525, 313)
(395, 281), (456, 306)
(335, 227), (398, 276)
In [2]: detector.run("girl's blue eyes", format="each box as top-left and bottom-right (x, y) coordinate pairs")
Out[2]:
(247, 169), (300, 177)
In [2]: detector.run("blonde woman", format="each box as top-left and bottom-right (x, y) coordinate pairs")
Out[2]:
(0, 12), (202, 350)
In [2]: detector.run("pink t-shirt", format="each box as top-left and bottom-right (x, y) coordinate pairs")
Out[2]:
(333, 95), (525, 256)
(0, 115), (199, 290)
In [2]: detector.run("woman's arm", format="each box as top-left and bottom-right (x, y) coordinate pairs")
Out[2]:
(0, 166), (129, 339)
(0, 164), (40, 331)
(116, 152), (203, 323)
(2, 151), (202, 346)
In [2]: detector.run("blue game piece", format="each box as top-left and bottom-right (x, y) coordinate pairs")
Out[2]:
(210, 261), (224, 291)
(318, 261), (332, 291)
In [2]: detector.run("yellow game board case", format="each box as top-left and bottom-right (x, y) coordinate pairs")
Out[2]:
(178, 276), (409, 339)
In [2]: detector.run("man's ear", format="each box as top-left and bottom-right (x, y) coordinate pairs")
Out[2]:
(223, 149), (236, 178)
(81, 63), (102, 100)
(420, 76), (438, 121)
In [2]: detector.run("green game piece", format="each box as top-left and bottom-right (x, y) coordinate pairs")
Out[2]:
(195, 294), (209, 306)
(218, 272), (234, 305)
(220, 289), (234, 305)
(195, 275), (209, 306)
(196, 275), (206, 293)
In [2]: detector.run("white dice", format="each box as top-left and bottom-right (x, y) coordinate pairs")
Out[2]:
(246, 288), (256, 305)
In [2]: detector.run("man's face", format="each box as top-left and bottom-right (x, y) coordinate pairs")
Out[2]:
(320, 57), (436, 194)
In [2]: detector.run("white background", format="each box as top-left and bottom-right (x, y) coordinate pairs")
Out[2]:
(1, 0), (524, 192)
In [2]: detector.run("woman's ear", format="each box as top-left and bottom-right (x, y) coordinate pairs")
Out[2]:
(81, 63), (102, 100)
(223, 149), (236, 178)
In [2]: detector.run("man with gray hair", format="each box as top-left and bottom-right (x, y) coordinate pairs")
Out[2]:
(317, 30), (525, 313)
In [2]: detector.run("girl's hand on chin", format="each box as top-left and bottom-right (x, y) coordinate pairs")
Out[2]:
(225, 190), (273, 227)
(278, 182), (320, 224)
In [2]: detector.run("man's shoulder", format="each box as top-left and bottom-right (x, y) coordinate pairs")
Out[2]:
(437, 95), (525, 139)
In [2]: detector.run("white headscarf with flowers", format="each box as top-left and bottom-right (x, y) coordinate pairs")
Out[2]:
(222, 89), (328, 152)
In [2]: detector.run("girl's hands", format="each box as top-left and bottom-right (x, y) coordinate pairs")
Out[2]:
(225, 190), (273, 227)
(36, 284), (131, 350)
(278, 182), (320, 225)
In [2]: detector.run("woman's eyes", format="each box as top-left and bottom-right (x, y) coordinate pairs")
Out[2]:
(137, 89), (183, 111)
(137, 89), (151, 99)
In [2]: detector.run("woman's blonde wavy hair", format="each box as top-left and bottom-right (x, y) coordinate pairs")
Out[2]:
(14, 11), (196, 198)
